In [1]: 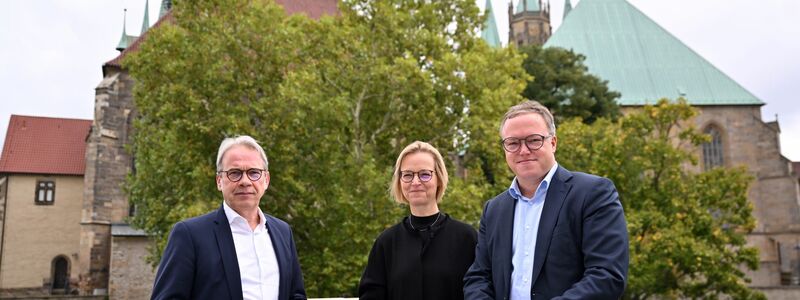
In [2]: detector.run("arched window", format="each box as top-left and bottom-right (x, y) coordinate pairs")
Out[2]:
(51, 256), (69, 294)
(703, 126), (724, 170)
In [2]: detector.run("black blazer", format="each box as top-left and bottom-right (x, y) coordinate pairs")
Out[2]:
(151, 206), (306, 300)
(464, 166), (629, 299)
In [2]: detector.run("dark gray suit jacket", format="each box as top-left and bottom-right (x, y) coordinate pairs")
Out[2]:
(464, 166), (628, 299)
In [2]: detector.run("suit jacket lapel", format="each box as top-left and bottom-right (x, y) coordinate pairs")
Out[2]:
(497, 191), (516, 298)
(214, 206), (243, 299)
(265, 217), (288, 300)
(530, 166), (572, 284)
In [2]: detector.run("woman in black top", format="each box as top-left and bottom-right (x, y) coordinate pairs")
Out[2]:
(359, 141), (477, 300)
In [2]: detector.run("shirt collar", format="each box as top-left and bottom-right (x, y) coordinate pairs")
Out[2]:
(508, 162), (559, 200)
(222, 200), (266, 227)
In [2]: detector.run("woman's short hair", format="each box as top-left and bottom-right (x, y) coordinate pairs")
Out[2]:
(216, 135), (269, 171)
(390, 141), (449, 205)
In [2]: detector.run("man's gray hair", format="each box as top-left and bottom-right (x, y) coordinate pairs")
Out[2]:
(499, 100), (557, 137)
(216, 135), (269, 171)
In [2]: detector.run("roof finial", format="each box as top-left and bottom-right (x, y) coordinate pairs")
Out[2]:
(141, 0), (150, 35)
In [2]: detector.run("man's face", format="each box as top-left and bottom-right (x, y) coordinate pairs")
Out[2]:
(216, 145), (269, 214)
(500, 113), (557, 184)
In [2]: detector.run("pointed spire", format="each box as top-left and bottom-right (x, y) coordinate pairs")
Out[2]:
(563, 0), (572, 19)
(115, 8), (138, 52)
(159, 0), (172, 18)
(116, 9), (130, 52)
(140, 0), (150, 35)
(481, 0), (501, 47)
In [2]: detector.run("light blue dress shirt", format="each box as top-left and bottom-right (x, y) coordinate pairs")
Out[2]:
(509, 162), (559, 300)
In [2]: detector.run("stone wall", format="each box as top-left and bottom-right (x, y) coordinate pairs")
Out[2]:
(0, 175), (83, 293)
(79, 66), (137, 295)
(109, 233), (154, 300)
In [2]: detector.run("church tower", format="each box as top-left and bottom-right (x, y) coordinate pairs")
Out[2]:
(508, 0), (551, 47)
(79, 0), (156, 295)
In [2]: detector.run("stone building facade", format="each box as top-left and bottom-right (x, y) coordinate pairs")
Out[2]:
(78, 63), (144, 296)
(691, 106), (800, 286)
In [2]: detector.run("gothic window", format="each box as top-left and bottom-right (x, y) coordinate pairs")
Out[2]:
(702, 126), (724, 170)
(35, 180), (55, 205)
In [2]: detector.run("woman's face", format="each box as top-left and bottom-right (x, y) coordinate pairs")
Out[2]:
(399, 152), (439, 207)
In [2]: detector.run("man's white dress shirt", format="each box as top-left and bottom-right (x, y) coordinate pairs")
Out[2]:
(223, 201), (280, 300)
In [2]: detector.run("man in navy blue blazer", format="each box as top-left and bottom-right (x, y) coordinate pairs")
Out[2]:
(152, 135), (306, 300)
(464, 101), (628, 299)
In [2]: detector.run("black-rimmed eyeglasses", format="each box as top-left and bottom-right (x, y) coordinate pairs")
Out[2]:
(501, 134), (552, 152)
(400, 170), (434, 183)
(217, 168), (266, 182)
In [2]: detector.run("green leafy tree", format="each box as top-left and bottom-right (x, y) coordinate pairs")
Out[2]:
(125, 0), (526, 296)
(557, 99), (764, 299)
(519, 45), (620, 124)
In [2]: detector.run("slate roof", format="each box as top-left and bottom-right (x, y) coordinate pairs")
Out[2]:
(544, 0), (763, 106)
(0, 115), (92, 175)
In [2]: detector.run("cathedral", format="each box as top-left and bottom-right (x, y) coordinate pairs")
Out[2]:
(483, 0), (800, 294)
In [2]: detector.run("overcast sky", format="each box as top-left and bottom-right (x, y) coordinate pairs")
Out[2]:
(1, 0), (798, 161)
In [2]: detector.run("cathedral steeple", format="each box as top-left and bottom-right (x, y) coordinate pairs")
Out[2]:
(140, 0), (150, 35)
(115, 9), (138, 52)
(481, 0), (501, 47)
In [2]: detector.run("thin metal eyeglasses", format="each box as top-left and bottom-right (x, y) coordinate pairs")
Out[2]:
(217, 168), (266, 182)
(399, 169), (434, 183)
(501, 133), (552, 152)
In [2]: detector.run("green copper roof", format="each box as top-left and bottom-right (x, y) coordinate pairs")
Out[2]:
(515, 0), (541, 14)
(481, 0), (501, 48)
(544, 0), (762, 106)
(140, 0), (150, 35)
(563, 0), (572, 19)
(159, 0), (172, 18)
(115, 9), (139, 51)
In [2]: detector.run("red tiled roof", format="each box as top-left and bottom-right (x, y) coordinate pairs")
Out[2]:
(0, 115), (92, 175)
(104, 0), (338, 69)
(276, 0), (338, 19)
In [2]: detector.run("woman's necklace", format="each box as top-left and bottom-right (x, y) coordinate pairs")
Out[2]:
(409, 212), (441, 231)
